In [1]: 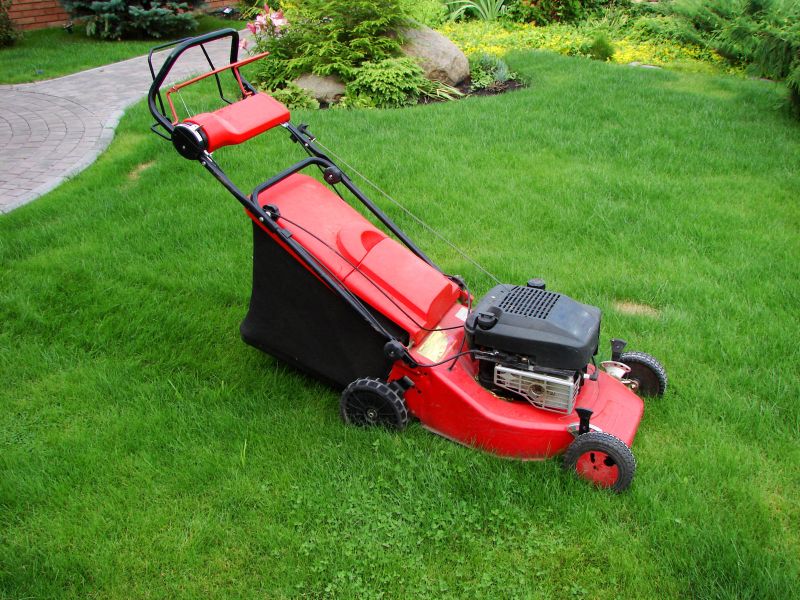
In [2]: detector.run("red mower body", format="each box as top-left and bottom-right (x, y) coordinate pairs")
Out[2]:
(247, 173), (644, 459)
(147, 29), (663, 490)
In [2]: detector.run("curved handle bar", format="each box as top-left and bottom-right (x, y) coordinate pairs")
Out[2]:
(148, 28), (242, 134)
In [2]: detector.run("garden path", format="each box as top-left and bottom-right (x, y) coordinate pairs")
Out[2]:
(0, 32), (247, 213)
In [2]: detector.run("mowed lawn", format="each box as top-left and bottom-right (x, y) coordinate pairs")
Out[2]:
(1, 52), (798, 598)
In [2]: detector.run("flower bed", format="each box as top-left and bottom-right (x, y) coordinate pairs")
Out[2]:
(438, 20), (733, 74)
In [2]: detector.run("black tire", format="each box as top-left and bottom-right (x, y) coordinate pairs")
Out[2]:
(619, 351), (668, 397)
(339, 378), (409, 431)
(562, 432), (636, 492)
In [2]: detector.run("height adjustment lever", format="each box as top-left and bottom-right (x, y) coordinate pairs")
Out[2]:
(297, 123), (315, 141)
(610, 338), (627, 362)
(576, 407), (593, 435)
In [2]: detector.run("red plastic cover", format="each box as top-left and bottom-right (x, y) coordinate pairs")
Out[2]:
(186, 93), (290, 152)
(256, 174), (460, 342)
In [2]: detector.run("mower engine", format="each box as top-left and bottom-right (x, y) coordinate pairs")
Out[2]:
(465, 284), (601, 414)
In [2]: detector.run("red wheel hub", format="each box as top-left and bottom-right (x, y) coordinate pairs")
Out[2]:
(575, 451), (619, 487)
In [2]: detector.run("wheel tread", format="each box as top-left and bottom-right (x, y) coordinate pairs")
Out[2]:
(562, 431), (637, 492)
(340, 377), (409, 430)
(619, 350), (668, 396)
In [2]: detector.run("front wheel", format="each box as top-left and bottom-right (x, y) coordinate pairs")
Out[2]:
(563, 432), (636, 492)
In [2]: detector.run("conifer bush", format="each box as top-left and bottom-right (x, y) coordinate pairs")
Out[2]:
(59, 1), (205, 40)
(663, 0), (800, 118)
(247, 0), (411, 87)
(0, 0), (19, 47)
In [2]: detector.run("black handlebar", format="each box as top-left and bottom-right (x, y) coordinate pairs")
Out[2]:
(147, 28), (244, 135)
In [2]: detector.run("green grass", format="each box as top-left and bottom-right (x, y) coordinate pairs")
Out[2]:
(1, 52), (799, 598)
(0, 15), (245, 84)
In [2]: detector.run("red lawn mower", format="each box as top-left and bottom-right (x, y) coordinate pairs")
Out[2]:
(147, 30), (667, 492)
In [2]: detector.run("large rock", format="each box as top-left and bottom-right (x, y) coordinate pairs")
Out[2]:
(293, 73), (346, 104)
(399, 26), (469, 86)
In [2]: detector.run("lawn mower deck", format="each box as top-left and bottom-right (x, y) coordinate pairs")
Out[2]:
(147, 30), (667, 492)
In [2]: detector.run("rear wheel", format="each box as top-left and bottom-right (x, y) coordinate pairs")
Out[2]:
(619, 351), (668, 397)
(340, 378), (409, 431)
(563, 432), (636, 492)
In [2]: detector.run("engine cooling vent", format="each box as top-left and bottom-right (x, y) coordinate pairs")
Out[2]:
(497, 286), (561, 320)
(494, 365), (578, 414)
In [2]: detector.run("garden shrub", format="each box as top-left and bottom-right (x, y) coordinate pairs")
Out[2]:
(506, 0), (612, 25)
(339, 57), (462, 107)
(263, 82), (320, 110)
(403, 0), (448, 26)
(343, 57), (431, 108)
(0, 0), (19, 47)
(239, 0), (268, 10)
(582, 32), (615, 61)
(59, 1), (204, 40)
(243, 1), (466, 107)
(662, 0), (800, 117)
(788, 66), (800, 117)
(248, 0), (411, 90)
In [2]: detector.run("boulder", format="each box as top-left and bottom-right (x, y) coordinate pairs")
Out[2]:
(399, 26), (469, 86)
(293, 73), (346, 104)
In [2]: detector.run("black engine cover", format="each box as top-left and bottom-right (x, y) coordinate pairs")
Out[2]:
(465, 284), (601, 371)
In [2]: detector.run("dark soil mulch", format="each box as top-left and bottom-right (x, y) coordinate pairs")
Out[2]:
(464, 79), (526, 96)
(417, 78), (526, 105)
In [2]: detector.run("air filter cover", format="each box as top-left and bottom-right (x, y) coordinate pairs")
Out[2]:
(465, 284), (601, 371)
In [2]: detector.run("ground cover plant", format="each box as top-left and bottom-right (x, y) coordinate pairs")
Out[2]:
(1, 51), (799, 598)
(439, 18), (730, 72)
(0, 14), (244, 84)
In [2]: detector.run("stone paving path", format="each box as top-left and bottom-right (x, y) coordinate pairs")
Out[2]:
(0, 33), (244, 213)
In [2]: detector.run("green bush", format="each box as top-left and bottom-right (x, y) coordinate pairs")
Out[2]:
(340, 56), (462, 107)
(239, 0), (269, 10)
(249, 0), (411, 89)
(0, 0), (19, 47)
(343, 57), (430, 107)
(58, 1), (204, 40)
(582, 31), (615, 60)
(505, 0), (611, 25)
(263, 82), (320, 110)
(402, 0), (448, 26)
(788, 64), (800, 117)
(663, 0), (800, 117)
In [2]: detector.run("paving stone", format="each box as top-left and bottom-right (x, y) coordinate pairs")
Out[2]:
(0, 31), (249, 213)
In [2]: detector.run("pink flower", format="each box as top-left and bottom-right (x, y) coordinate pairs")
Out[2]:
(269, 9), (287, 30)
(255, 13), (268, 31)
(240, 38), (249, 50)
(246, 21), (257, 34)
